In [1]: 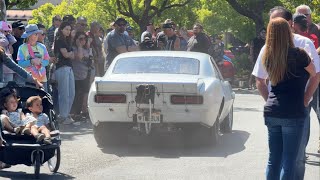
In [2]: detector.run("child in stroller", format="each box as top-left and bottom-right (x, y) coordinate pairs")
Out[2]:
(0, 88), (34, 138)
(25, 96), (52, 144)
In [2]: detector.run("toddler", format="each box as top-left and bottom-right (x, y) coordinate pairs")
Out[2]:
(25, 96), (52, 144)
(0, 88), (33, 136)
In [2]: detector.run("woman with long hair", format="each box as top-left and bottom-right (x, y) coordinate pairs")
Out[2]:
(262, 17), (316, 179)
(53, 22), (75, 125)
(70, 31), (93, 120)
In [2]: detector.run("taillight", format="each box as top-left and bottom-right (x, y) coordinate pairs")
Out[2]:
(171, 95), (203, 104)
(94, 94), (126, 103)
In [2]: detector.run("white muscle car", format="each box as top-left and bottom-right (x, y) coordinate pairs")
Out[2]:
(88, 51), (235, 146)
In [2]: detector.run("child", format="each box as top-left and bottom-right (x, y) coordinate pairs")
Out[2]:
(25, 96), (52, 144)
(0, 21), (17, 82)
(0, 88), (32, 136)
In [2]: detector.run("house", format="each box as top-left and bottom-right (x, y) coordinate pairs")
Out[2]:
(6, 0), (63, 22)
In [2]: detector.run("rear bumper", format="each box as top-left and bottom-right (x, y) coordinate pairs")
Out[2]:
(88, 105), (214, 127)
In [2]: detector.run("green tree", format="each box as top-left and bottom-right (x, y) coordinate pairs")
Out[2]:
(0, 0), (39, 20)
(114, 0), (192, 33)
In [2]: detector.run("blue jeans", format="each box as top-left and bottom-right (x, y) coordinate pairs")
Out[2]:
(295, 105), (312, 180)
(265, 117), (304, 180)
(54, 66), (75, 119)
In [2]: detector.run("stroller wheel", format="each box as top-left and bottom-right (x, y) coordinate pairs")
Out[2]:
(34, 152), (41, 179)
(48, 147), (60, 173)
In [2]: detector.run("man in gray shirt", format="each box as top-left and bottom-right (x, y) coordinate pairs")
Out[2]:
(105, 17), (139, 67)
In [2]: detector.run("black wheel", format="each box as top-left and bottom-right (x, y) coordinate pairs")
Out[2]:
(34, 152), (41, 179)
(48, 147), (61, 173)
(183, 121), (219, 147)
(93, 123), (129, 147)
(49, 110), (59, 130)
(220, 105), (233, 133)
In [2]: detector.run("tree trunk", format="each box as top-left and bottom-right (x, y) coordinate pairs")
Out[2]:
(0, 0), (6, 21)
(226, 0), (266, 37)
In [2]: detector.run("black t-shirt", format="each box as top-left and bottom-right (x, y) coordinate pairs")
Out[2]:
(12, 36), (24, 62)
(187, 33), (210, 53)
(264, 47), (311, 119)
(54, 38), (73, 69)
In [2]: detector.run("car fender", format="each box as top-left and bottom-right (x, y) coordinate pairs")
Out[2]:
(200, 78), (224, 127)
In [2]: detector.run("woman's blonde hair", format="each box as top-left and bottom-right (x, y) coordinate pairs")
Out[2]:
(262, 17), (294, 86)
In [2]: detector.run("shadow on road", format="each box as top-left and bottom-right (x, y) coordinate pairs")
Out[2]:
(100, 130), (250, 158)
(0, 171), (75, 180)
(58, 121), (93, 141)
(234, 88), (260, 95)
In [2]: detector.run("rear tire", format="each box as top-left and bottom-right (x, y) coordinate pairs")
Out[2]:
(184, 121), (219, 147)
(93, 123), (129, 146)
(220, 105), (233, 133)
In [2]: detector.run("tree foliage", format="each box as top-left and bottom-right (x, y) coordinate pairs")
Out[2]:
(5, 0), (38, 9)
(30, 0), (320, 43)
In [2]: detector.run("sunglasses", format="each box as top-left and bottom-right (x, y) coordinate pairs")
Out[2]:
(117, 23), (127, 27)
(78, 23), (87, 27)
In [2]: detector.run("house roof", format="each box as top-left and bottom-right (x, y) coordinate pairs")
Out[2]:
(6, 10), (32, 20)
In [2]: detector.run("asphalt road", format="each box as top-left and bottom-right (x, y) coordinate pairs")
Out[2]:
(1, 89), (319, 180)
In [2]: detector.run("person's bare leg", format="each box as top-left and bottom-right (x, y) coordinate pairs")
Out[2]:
(39, 126), (51, 138)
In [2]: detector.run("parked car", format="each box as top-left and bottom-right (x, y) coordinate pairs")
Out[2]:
(88, 51), (235, 146)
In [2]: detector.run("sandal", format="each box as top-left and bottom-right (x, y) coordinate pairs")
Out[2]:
(43, 137), (52, 145)
(35, 133), (45, 143)
(21, 128), (31, 135)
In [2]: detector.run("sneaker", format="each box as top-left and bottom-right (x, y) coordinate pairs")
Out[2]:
(13, 127), (21, 134)
(43, 137), (52, 145)
(35, 133), (45, 143)
(62, 117), (74, 125)
(21, 128), (31, 135)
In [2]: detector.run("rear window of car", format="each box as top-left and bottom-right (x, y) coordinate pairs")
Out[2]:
(113, 56), (200, 75)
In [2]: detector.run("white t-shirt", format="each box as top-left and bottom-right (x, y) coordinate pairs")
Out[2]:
(252, 33), (320, 79)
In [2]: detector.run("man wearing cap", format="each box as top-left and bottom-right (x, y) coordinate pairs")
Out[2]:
(293, 14), (319, 48)
(156, 22), (180, 51)
(105, 17), (138, 67)
(296, 5), (320, 53)
(11, 20), (25, 63)
(141, 22), (155, 43)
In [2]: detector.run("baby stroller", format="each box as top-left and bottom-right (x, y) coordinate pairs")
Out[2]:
(0, 82), (61, 179)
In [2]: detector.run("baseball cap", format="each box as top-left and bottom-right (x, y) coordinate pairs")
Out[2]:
(11, 20), (24, 29)
(293, 14), (307, 30)
(0, 21), (12, 31)
(114, 17), (127, 25)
